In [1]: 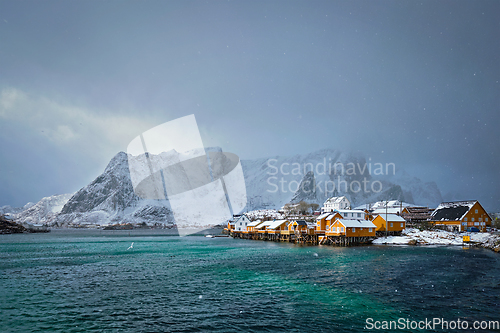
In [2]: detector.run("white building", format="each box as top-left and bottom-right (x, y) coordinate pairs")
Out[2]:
(234, 214), (251, 231)
(336, 209), (366, 219)
(322, 196), (350, 212)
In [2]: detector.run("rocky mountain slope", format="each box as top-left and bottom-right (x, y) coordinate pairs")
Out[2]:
(54, 152), (174, 227)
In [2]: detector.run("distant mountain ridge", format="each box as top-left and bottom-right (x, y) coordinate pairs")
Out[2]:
(8, 148), (443, 226)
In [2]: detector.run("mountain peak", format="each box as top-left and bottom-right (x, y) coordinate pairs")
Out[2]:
(104, 151), (129, 173)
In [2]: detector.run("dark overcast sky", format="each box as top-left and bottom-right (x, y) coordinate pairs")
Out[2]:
(0, 0), (499, 211)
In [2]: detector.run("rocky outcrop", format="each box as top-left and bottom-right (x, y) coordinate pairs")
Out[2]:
(0, 215), (26, 234)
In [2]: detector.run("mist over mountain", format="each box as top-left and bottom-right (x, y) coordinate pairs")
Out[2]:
(8, 148), (442, 226)
(242, 148), (442, 211)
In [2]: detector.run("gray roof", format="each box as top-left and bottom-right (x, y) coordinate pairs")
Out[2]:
(431, 201), (476, 221)
(337, 219), (376, 228)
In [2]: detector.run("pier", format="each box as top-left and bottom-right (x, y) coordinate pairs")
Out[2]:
(230, 229), (374, 246)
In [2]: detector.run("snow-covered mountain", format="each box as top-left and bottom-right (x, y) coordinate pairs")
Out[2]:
(54, 152), (174, 227)
(0, 202), (35, 215)
(10, 148), (442, 226)
(241, 148), (442, 210)
(12, 193), (74, 225)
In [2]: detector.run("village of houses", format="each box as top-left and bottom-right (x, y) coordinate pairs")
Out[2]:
(226, 197), (499, 249)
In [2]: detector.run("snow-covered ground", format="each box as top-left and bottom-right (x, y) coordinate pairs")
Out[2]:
(245, 209), (284, 221)
(373, 228), (500, 252)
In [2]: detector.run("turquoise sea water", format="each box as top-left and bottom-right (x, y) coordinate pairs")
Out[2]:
(1, 230), (499, 332)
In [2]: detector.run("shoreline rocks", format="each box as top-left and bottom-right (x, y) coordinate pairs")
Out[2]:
(0, 216), (27, 234)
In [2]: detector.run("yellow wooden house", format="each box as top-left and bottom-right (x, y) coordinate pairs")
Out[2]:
(316, 213), (330, 232)
(256, 220), (274, 233)
(246, 220), (263, 233)
(265, 220), (289, 234)
(325, 212), (342, 229)
(325, 219), (376, 237)
(429, 200), (492, 232)
(316, 212), (343, 232)
(372, 214), (406, 232)
(287, 220), (308, 233)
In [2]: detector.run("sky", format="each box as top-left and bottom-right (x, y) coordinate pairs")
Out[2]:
(0, 0), (499, 211)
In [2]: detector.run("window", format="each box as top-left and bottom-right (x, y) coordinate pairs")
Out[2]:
(479, 218), (482, 222)
(464, 217), (468, 222)
(360, 227), (363, 231)
(369, 228), (372, 232)
(400, 223), (403, 228)
(462, 222), (467, 226)
(357, 213), (361, 218)
(352, 228), (355, 233)
(390, 223), (393, 228)
(341, 227), (344, 232)
(344, 213), (348, 217)
(474, 222), (479, 226)
(486, 217), (489, 222)
(472, 218), (475, 222)
(475, 209), (478, 214)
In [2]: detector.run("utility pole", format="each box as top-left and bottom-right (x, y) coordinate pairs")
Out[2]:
(385, 200), (388, 237)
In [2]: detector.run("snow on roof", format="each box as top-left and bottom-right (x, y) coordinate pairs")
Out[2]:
(434, 201), (476, 210)
(354, 201), (414, 210)
(266, 219), (289, 229)
(431, 201), (477, 221)
(257, 220), (274, 229)
(233, 214), (249, 223)
(372, 208), (404, 215)
(405, 207), (434, 214)
(246, 209), (285, 220)
(377, 214), (406, 222)
(317, 213), (331, 220)
(326, 214), (337, 220)
(325, 196), (349, 204)
(337, 219), (376, 228)
(336, 209), (365, 214)
(247, 220), (264, 227)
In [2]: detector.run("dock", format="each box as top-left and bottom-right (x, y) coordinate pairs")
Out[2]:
(230, 228), (374, 246)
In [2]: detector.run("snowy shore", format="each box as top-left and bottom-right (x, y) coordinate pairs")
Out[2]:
(373, 228), (500, 252)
